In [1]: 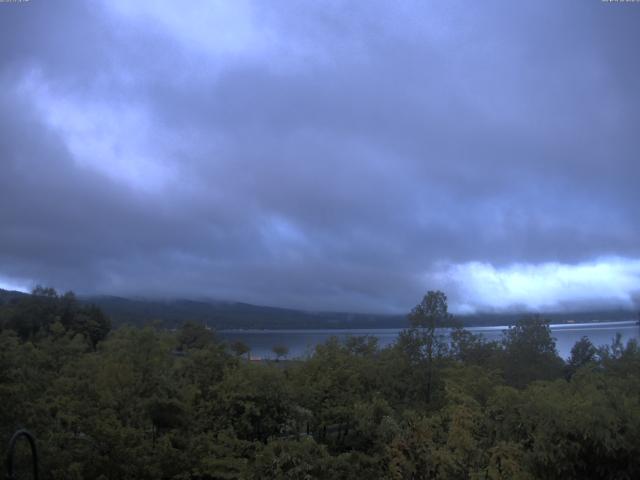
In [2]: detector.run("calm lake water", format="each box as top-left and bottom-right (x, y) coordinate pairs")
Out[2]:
(219, 320), (640, 360)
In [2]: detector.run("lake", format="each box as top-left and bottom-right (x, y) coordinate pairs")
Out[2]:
(219, 320), (640, 360)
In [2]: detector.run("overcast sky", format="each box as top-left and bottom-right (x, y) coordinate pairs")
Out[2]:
(1, 0), (639, 313)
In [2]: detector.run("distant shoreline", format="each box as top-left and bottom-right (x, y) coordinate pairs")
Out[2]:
(2, 288), (637, 331)
(218, 319), (640, 334)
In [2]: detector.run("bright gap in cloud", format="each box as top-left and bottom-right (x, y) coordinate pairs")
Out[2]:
(102, 0), (272, 58)
(0, 276), (30, 293)
(437, 257), (640, 313)
(101, 0), (336, 72)
(18, 70), (176, 192)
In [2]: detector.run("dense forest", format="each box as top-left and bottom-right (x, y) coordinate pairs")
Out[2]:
(1, 289), (639, 479)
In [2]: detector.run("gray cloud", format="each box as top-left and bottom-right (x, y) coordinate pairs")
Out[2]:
(1, 0), (639, 313)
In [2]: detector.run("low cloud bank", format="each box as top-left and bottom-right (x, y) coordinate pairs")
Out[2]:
(439, 257), (640, 314)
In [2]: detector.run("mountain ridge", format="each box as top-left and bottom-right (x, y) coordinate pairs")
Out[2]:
(1, 288), (636, 330)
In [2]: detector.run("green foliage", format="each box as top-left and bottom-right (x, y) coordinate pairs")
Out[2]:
(251, 438), (332, 479)
(403, 291), (457, 404)
(0, 287), (111, 349)
(449, 327), (501, 368)
(566, 336), (598, 378)
(499, 315), (565, 388)
(177, 321), (216, 351)
(0, 290), (638, 479)
(217, 364), (294, 442)
(230, 340), (251, 358)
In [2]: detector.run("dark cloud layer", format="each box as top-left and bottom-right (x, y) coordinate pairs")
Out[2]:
(1, 0), (639, 313)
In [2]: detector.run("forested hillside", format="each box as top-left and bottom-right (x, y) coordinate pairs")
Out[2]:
(80, 294), (408, 330)
(52, 291), (640, 330)
(3, 289), (633, 331)
(1, 289), (639, 479)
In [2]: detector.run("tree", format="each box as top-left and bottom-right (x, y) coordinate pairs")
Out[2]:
(344, 336), (379, 357)
(5, 286), (60, 339)
(450, 327), (501, 368)
(251, 438), (332, 479)
(217, 365), (294, 441)
(500, 315), (564, 388)
(3, 285), (640, 478)
(230, 340), (251, 359)
(72, 305), (111, 350)
(272, 344), (289, 361)
(0, 288), (111, 348)
(565, 336), (597, 379)
(405, 290), (456, 403)
(177, 321), (214, 351)
(32, 285), (57, 298)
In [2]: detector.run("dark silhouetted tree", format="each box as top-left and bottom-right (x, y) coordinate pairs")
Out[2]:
(272, 344), (289, 361)
(566, 336), (597, 378)
(230, 340), (251, 359)
(404, 290), (457, 403)
(500, 315), (564, 387)
(178, 321), (215, 351)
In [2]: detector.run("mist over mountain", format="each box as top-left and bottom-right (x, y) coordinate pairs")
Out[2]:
(5, 288), (633, 331)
